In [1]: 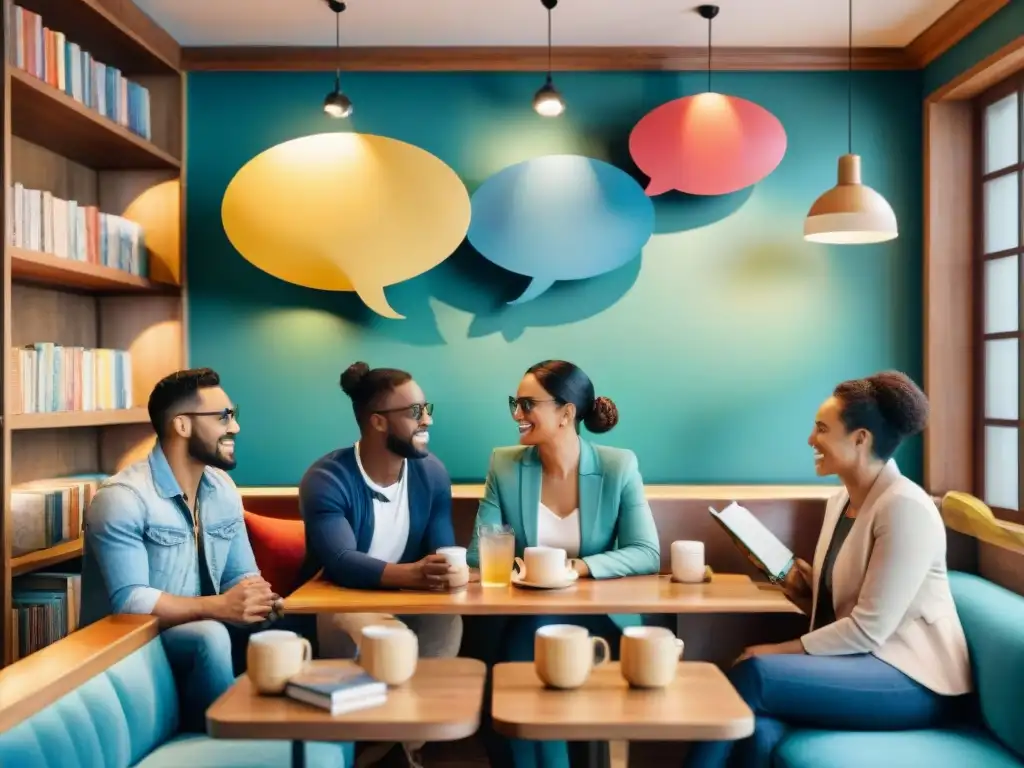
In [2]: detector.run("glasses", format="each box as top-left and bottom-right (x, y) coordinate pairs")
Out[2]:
(374, 402), (434, 421)
(508, 396), (557, 416)
(181, 407), (239, 424)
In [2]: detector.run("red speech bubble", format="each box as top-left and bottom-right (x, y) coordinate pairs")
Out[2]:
(629, 92), (787, 197)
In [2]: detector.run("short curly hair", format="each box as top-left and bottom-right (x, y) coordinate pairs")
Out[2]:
(833, 371), (929, 461)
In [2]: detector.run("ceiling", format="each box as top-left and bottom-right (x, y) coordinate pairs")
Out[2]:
(135, 0), (960, 49)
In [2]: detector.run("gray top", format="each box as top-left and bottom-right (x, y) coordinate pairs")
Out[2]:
(814, 507), (857, 630)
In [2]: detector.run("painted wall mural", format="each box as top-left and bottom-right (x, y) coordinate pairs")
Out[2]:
(629, 93), (788, 196)
(220, 131), (471, 319)
(465, 155), (655, 304)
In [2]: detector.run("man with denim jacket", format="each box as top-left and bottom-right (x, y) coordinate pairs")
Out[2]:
(81, 368), (277, 732)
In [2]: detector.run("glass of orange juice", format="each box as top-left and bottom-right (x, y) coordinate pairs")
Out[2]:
(478, 523), (516, 587)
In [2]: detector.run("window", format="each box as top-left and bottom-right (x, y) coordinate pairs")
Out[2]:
(977, 74), (1023, 521)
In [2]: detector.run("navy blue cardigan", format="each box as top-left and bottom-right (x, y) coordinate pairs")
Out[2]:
(297, 447), (455, 590)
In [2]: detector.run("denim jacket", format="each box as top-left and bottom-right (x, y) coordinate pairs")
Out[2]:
(80, 443), (259, 627)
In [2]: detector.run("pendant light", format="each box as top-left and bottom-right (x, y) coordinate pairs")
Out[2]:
(532, 0), (564, 117)
(804, 0), (896, 243)
(323, 0), (353, 118)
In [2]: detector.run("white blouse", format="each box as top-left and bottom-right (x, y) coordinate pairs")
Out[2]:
(536, 502), (581, 558)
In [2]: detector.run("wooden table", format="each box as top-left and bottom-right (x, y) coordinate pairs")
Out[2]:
(491, 661), (753, 768)
(206, 658), (486, 768)
(283, 573), (801, 615)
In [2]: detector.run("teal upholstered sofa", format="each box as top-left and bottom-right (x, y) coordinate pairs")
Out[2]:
(775, 571), (1024, 767)
(0, 615), (350, 767)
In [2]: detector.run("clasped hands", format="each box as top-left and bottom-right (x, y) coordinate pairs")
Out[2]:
(734, 557), (813, 665)
(220, 573), (280, 624)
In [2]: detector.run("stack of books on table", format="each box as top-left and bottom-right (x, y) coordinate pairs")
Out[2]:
(285, 666), (388, 715)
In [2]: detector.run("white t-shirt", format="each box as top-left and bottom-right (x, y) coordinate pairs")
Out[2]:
(355, 442), (410, 563)
(537, 501), (581, 558)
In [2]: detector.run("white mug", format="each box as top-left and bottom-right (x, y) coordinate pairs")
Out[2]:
(514, 545), (575, 585)
(671, 540), (706, 583)
(436, 545), (467, 568)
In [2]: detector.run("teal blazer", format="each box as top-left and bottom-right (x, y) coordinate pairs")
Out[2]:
(467, 437), (661, 630)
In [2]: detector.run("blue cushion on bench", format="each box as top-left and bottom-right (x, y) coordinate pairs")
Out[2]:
(0, 639), (178, 766)
(775, 727), (1022, 768)
(949, 571), (1024, 761)
(135, 734), (348, 768)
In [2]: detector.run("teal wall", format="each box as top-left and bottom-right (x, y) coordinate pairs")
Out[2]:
(186, 70), (924, 486)
(925, 0), (1024, 95)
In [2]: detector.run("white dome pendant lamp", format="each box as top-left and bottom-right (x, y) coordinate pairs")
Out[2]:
(804, 0), (897, 244)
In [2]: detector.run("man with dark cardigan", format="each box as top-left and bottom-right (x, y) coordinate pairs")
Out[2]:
(297, 361), (463, 768)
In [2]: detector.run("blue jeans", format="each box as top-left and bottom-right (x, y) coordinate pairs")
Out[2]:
(161, 614), (317, 733)
(480, 614), (621, 768)
(685, 653), (965, 768)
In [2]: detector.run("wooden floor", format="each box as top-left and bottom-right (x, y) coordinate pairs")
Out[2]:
(422, 736), (682, 766)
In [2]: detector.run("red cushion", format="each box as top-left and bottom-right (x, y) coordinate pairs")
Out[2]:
(243, 510), (306, 596)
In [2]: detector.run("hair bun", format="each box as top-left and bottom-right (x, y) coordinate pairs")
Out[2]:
(339, 361), (371, 398)
(868, 371), (929, 437)
(583, 396), (619, 434)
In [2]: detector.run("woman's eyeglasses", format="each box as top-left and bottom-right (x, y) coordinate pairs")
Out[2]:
(508, 396), (556, 416)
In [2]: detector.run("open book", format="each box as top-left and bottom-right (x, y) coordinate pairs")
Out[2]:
(709, 502), (794, 583)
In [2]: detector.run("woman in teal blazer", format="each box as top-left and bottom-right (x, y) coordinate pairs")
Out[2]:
(467, 360), (661, 768)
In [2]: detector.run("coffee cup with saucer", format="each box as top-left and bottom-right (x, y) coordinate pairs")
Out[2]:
(512, 546), (580, 589)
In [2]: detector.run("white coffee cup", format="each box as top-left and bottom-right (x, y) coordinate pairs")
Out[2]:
(514, 545), (575, 585)
(620, 626), (685, 688)
(359, 624), (419, 686)
(671, 540), (706, 583)
(247, 629), (312, 695)
(436, 545), (467, 568)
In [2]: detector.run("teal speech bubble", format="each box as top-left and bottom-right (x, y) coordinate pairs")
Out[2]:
(466, 155), (655, 304)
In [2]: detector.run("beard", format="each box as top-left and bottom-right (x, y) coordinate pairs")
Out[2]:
(188, 433), (237, 471)
(386, 429), (429, 460)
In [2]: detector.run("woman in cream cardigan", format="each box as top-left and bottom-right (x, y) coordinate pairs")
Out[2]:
(686, 371), (972, 768)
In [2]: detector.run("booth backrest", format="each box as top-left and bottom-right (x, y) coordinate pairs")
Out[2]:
(242, 488), (836, 595)
(949, 571), (1024, 761)
(0, 617), (176, 768)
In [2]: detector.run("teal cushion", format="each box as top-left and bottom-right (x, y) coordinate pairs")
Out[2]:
(950, 571), (1024, 760)
(0, 639), (178, 767)
(135, 734), (349, 768)
(776, 728), (1022, 768)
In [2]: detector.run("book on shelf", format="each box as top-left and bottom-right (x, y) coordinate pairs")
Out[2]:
(11, 570), (82, 661)
(285, 666), (388, 716)
(11, 475), (105, 557)
(3, 0), (152, 140)
(8, 183), (148, 277)
(709, 502), (795, 584)
(10, 343), (133, 415)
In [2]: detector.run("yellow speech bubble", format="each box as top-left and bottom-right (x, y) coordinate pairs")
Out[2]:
(221, 132), (471, 318)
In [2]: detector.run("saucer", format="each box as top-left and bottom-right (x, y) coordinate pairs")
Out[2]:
(511, 570), (579, 590)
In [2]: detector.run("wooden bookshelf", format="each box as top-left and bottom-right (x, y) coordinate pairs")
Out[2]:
(9, 67), (180, 170)
(8, 407), (150, 430)
(11, 539), (82, 577)
(12, 247), (178, 293)
(1, 0), (185, 664)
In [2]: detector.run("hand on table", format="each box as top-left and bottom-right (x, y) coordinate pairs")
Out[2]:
(403, 554), (453, 590)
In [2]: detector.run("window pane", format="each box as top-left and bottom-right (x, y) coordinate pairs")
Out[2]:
(985, 426), (1019, 511)
(985, 92), (1020, 173)
(985, 255), (1019, 333)
(984, 172), (1020, 254)
(985, 338), (1019, 419)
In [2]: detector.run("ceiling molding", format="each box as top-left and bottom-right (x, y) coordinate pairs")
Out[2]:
(928, 34), (1024, 101)
(180, 46), (913, 72)
(905, 0), (1010, 68)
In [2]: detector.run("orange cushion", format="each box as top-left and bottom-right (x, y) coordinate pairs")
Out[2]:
(243, 510), (307, 596)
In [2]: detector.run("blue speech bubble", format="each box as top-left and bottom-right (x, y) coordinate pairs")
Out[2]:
(466, 155), (655, 304)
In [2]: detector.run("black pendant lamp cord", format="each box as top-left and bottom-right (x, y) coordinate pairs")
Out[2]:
(334, 10), (341, 91)
(546, 7), (552, 84)
(707, 14), (712, 92)
(847, 0), (852, 154)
